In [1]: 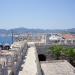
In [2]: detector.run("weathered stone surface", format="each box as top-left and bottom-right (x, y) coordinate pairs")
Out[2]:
(41, 60), (75, 75)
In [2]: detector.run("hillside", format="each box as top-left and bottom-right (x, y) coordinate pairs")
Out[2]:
(0, 27), (75, 34)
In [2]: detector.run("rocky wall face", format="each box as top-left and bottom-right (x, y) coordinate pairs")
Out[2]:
(36, 45), (49, 55)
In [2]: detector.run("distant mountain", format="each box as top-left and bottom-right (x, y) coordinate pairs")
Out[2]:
(67, 28), (75, 34)
(9, 27), (46, 33)
(8, 27), (68, 33)
(0, 27), (75, 34)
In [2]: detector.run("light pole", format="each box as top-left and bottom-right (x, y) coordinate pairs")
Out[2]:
(11, 30), (13, 44)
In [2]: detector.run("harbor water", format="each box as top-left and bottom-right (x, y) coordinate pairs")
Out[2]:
(0, 35), (15, 45)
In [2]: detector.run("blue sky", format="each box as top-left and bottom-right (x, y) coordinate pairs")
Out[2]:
(0, 0), (75, 29)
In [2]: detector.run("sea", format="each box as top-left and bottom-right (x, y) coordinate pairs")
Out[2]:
(0, 35), (15, 46)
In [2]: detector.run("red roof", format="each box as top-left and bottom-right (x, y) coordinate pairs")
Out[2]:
(63, 34), (75, 39)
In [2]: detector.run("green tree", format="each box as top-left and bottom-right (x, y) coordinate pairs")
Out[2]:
(66, 48), (75, 64)
(49, 45), (63, 60)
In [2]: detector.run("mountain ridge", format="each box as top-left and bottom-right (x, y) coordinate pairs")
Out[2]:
(0, 27), (75, 34)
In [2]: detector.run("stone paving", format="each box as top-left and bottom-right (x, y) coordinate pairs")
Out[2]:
(41, 60), (75, 75)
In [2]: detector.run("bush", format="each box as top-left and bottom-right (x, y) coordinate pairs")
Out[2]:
(49, 45), (75, 66)
(49, 45), (63, 59)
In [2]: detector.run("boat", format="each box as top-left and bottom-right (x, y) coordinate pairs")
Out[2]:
(0, 43), (3, 50)
(3, 43), (10, 50)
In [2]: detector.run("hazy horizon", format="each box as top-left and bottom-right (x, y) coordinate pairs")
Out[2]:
(0, 27), (73, 30)
(0, 0), (75, 29)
